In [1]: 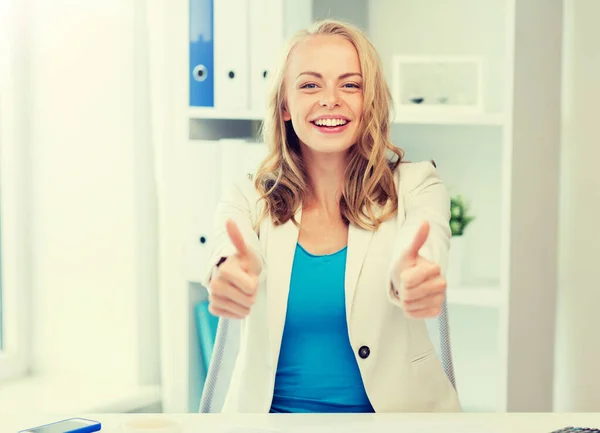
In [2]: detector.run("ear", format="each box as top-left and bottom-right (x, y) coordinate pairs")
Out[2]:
(282, 106), (291, 121)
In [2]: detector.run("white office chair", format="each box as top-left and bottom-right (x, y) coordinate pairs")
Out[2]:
(198, 317), (241, 413)
(198, 296), (457, 413)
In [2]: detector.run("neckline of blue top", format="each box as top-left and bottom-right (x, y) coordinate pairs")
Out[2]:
(296, 243), (347, 258)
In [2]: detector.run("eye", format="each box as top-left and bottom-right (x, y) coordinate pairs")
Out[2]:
(300, 83), (318, 89)
(343, 82), (361, 89)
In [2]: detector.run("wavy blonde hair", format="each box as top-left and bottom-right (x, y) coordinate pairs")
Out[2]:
(253, 19), (403, 231)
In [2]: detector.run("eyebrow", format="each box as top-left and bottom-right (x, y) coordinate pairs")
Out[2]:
(297, 71), (362, 80)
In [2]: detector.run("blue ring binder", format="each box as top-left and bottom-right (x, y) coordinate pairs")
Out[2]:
(189, 0), (214, 107)
(193, 64), (208, 82)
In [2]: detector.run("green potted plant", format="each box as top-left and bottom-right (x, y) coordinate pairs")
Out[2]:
(447, 194), (475, 285)
(450, 194), (475, 237)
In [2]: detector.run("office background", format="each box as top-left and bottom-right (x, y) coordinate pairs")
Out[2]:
(0, 0), (598, 415)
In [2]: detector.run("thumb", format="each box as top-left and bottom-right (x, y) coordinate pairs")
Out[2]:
(405, 221), (430, 260)
(226, 219), (248, 257)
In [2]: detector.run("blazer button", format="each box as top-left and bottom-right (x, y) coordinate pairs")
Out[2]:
(358, 346), (370, 359)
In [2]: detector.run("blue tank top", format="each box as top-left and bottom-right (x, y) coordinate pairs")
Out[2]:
(269, 243), (375, 413)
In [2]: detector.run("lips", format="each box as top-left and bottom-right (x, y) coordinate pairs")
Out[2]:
(310, 114), (351, 130)
(311, 118), (349, 127)
(310, 118), (351, 134)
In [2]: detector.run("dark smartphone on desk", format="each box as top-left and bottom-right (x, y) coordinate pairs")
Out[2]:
(19, 417), (101, 433)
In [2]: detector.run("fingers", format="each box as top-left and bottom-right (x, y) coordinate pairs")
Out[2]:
(402, 292), (445, 312)
(225, 219), (263, 275)
(226, 219), (248, 257)
(208, 255), (259, 319)
(217, 259), (259, 296)
(404, 306), (443, 319)
(401, 288), (445, 319)
(208, 296), (251, 320)
(209, 276), (256, 308)
(208, 282), (255, 320)
(394, 257), (446, 319)
(401, 275), (446, 303)
(400, 261), (441, 292)
(405, 221), (430, 260)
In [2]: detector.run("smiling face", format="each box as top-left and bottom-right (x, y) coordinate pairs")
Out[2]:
(282, 34), (364, 155)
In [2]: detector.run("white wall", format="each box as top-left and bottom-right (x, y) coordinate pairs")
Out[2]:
(554, 0), (600, 412)
(0, 0), (33, 382)
(27, 0), (159, 385)
(368, 0), (508, 114)
(503, 0), (562, 412)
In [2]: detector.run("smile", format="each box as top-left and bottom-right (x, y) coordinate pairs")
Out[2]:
(311, 118), (348, 127)
(309, 118), (351, 134)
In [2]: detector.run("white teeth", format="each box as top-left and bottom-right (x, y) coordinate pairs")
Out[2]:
(314, 118), (348, 127)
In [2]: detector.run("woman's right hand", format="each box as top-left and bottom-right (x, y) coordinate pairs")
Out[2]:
(208, 219), (262, 319)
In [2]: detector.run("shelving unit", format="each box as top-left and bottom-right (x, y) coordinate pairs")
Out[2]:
(156, 0), (562, 414)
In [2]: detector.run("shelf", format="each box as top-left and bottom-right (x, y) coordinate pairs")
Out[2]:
(446, 284), (504, 308)
(189, 107), (505, 127)
(391, 111), (505, 126)
(189, 107), (265, 121)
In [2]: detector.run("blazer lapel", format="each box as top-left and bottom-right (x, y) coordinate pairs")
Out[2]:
(266, 206), (301, 368)
(345, 223), (374, 320)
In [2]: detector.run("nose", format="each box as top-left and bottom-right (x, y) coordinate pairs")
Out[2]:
(319, 87), (341, 109)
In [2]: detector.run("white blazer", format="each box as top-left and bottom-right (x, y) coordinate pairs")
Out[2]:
(202, 160), (462, 413)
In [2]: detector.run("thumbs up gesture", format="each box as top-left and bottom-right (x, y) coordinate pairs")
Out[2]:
(208, 219), (262, 319)
(391, 221), (447, 319)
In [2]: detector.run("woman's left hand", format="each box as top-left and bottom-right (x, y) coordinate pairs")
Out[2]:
(391, 221), (447, 319)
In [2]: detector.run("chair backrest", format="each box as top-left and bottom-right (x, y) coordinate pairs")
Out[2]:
(198, 318), (241, 413)
(437, 296), (457, 389)
(198, 296), (456, 413)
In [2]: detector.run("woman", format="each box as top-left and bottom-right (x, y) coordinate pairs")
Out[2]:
(202, 19), (461, 414)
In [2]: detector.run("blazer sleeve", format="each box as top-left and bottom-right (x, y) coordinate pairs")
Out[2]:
(200, 177), (266, 290)
(386, 161), (452, 307)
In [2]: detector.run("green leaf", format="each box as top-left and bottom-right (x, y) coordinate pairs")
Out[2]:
(448, 193), (475, 235)
(451, 204), (462, 218)
(450, 220), (462, 236)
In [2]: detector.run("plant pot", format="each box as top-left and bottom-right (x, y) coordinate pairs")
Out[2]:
(446, 235), (465, 287)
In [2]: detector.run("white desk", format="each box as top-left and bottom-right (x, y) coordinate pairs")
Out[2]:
(4, 413), (600, 433)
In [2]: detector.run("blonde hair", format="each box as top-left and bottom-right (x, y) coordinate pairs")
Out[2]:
(253, 19), (403, 230)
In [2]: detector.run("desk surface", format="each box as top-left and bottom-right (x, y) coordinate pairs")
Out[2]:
(5, 413), (600, 433)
